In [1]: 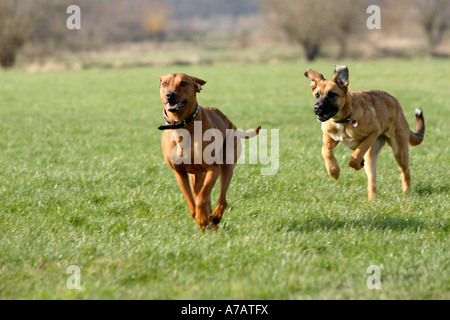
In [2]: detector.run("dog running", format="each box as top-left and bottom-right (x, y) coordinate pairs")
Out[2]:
(158, 73), (261, 229)
(305, 65), (425, 201)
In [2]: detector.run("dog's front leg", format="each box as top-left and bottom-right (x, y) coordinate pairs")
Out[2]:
(194, 167), (220, 229)
(348, 132), (378, 171)
(174, 170), (196, 219)
(322, 134), (340, 179)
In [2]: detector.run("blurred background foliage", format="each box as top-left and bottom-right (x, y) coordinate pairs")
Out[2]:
(0, 0), (449, 69)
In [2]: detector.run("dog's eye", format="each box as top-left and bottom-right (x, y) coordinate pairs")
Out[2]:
(315, 92), (320, 99)
(161, 82), (167, 87)
(180, 81), (188, 87)
(328, 91), (338, 98)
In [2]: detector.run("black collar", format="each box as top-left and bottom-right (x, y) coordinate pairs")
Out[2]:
(158, 104), (200, 130)
(332, 112), (359, 128)
(332, 112), (352, 124)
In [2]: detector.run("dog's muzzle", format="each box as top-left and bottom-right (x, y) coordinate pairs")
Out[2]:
(314, 103), (338, 122)
(164, 91), (188, 113)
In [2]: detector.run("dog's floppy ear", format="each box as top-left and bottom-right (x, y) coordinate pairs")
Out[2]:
(191, 76), (207, 93)
(332, 65), (349, 90)
(304, 69), (324, 90)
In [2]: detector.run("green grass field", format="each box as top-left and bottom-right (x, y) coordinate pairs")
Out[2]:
(0, 59), (449, 299)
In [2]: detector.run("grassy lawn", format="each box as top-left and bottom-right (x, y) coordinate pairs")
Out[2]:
(0, 59), (448, 299)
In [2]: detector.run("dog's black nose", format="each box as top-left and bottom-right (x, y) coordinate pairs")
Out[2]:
(314, 104), (322, 115)
(166, 91), (177, 102)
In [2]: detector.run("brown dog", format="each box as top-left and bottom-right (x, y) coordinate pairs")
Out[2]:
(159, 73), (261, 229)
(305, 65), (425, 201)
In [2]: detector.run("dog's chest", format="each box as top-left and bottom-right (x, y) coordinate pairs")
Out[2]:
(327, 124), (358, 149)
(164, 123), (226, 168)
(169, 129), (204, 160)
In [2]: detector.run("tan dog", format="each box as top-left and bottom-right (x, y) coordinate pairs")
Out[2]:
(159, 73), (261, 229)
(305, 65), (425, 201)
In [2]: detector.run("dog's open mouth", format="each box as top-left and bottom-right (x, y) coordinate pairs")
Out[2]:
(314, 103), (339, 122)
(316, 111), (338, 122)
(317, 115), (331, 122)
(166, 100), (188, 113)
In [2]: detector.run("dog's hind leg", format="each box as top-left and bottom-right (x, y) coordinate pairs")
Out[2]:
(364, 136), (386, 201)
(391, 134), (411, 194)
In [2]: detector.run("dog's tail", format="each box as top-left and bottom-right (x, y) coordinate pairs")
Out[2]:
(235, 126), (262, 139)
(409, 109), (425, 146)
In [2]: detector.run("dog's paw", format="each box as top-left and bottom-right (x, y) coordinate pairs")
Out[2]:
(209, 223), (219, 231)
(349, 157), (364, 170)
(325, 161), (340, 179)
(209, 215), (221, 225)
(328, 167), (340, 179)
(208, 216), (220, 231)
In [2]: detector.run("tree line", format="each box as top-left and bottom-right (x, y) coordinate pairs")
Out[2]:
(0, 0), (449, 68)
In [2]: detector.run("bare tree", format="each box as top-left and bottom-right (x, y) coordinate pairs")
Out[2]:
(413, 0), (450, 55)
(264, 0), (327, 61)
(264, 0), (364, 61)
(0, 0), (36, 68)
(142, 2), (171, 41)
(331, 0), (366, 59)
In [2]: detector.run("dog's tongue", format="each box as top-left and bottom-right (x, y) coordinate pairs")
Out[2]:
(166, 103), (181, 111)
(166, 101), (188, 112)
